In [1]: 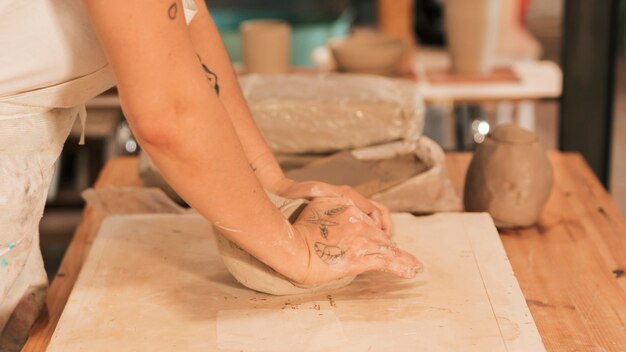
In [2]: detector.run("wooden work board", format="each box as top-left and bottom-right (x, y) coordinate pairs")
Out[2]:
(46, 213), (545, 351)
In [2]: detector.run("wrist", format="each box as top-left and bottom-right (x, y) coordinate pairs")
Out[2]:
(249, 151), (290, 192)
(283, 222), (312, 284)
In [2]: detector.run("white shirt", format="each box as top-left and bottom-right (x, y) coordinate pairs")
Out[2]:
(0, 0), (197, 114)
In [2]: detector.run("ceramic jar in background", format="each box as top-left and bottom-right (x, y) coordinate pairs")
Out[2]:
(464, 125), (553, 228)
(444, 0), (501, 74)
(241, 20), (291, 74)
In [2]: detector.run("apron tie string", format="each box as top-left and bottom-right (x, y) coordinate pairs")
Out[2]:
(78, 105), (87, 145)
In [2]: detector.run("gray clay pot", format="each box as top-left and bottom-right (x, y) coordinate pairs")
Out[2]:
(464, 125), (553, 228)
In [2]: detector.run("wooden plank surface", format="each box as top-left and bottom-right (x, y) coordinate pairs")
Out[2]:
(47, 213), (544, 351)
(446, 152), (626, 351)
(23, 153), (626, 351)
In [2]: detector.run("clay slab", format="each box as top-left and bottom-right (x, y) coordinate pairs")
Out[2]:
(286, 151), (427, 196)
(47, 213), (545, 352)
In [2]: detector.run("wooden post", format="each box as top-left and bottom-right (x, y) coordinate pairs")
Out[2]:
(377, 0), (416, 72)
(559, 0), (619, 187)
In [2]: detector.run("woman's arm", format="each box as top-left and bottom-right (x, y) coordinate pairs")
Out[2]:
(187, 3), (392, 234)
(187, 1), (286, 190)
(82, 0), (306, 280)
(82, 0), (418, 283)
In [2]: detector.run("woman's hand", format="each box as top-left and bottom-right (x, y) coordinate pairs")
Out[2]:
(246, 153), (391, 236)
(288, 197), (420, 286)
(276, 180), (392, 237)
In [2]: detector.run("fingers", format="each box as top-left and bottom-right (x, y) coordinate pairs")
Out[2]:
(337, 186), (384, 228)
(285, 182), (393, 236)
(281, 181), (341, 200)
(312, 196), (355, 207)
(370, 210), (382, 229)
(342, 224), (421, 277)
(370, 200), (392, 237)
(351, 243), (422, 279)
(307, 197), (388, 243)
(363, 223), (392, 244)
(337, 187), (392, 236)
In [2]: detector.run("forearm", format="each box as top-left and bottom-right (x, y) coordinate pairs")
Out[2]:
(188, 3), (289, 192)
(138, 100), (304, 278)
(184, 7), (391, 234)
(82, 0), (305, 281)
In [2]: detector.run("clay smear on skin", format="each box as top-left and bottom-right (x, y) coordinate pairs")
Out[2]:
(309, 185), (330, 197)
(284, 219), (295, 239)
(355, 248), (368, 257)
(214, 222), (242, 233)
(349, 213), (365, 224)
(348, 211), (377, 227)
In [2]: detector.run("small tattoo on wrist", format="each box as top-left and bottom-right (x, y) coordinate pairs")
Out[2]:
(314, 242), (345, 264)
(168, 2), (177, 20)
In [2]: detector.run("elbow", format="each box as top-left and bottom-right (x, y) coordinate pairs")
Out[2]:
(122, 98), (185, 149)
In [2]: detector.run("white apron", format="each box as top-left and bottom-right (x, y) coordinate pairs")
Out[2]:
(0, 1), (197, 349)
(0, 107), (77, 350)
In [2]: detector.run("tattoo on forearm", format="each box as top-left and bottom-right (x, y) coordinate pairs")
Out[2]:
(197, 55), (220, 95)
(307, 206), (347, 239)
(168, 2), (177, 20)
(314, 242), (345, 264)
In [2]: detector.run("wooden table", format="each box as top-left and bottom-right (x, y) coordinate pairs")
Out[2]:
(23, 152), (626, 351)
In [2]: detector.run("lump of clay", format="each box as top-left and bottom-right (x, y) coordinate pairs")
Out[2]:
(214, 192), (355, 295)
(464, 125), (553, 228)
(239, 73), (424, 154)
(286, 138), (462, 213)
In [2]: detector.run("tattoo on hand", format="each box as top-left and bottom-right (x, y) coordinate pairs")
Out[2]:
(307, 206), (348, 239)
(320, 224), (329, 240)
(314, 242), (345, 264)
(197, 55), (220, 95)
(324, 206), (348, 217)
(168, 2), (177, 20)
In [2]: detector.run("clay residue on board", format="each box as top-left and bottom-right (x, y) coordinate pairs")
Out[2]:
(326, 295), (337, 308)
(287, 151), (427, 196)
(496, 316), (521, 341)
